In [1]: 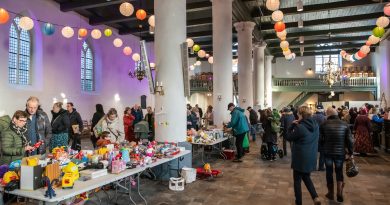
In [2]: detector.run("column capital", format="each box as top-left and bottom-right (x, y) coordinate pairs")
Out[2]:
(253, 41), (267, 49)
(265, 55), (274, 61)
(234, 21), (256, 32)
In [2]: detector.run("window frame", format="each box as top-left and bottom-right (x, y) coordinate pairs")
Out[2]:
(81, 41), (95, 92)
(315, 54), (342, 74)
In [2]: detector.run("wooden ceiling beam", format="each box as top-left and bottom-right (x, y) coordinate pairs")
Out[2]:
(261, 12), (383, 30)
(271, 43), (365, 54)
(59, 0), (128, 12)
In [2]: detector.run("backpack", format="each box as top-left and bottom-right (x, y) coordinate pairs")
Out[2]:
(270, 118), (281, 133)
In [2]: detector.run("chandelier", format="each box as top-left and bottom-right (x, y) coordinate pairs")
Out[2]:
(128, 60), (145, 81)
(319, 59), (342, 87)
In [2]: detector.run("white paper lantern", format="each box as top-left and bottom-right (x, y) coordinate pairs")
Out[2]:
(348, 54), (355, 62)
(376, 16), (389, 28)
(266, 0), (280, 11)
(360, 45), (370, 54)
(19, 16), (34, 30)
(119, 2), (134, 17)
(283, 49), (291, 56)
(91, 29), (102, 39)
(149, 62), (156, 68)
(368, 35), (381, 45)
(132, 53), (140, 61)
(285, 53), (293, 60)
(280, 41), (289, 49)
(186, 38), (194, 48)
(198, 50), (206, 58)
(272, 10), (284, 22)
(189, 65), (195, 70)
(113, 38), (123, 47)
(205, 54), (210, 58)
(289, 53), (296, 61)
(208, 56), (214, 64)
(195, 61), (202, 66)
(61, 26), (74, 38)
(148, 15), (155, 27)
(276, 30), (287, 39)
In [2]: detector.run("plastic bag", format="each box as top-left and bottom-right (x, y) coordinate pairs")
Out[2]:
(243, 133), (249, 148)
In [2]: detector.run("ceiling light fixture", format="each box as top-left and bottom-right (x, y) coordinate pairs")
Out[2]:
(298, 17), (303, 28)
(299, 36), (304, 43)
(297, 0), (303, 12)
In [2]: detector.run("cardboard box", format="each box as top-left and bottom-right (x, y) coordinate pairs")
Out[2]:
(20, 155), (44, 190)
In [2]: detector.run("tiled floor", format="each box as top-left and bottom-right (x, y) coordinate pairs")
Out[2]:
(81, 138), (390, 205)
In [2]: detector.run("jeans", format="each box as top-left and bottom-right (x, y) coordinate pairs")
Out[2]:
(250, 125), (257, 141)
(318, 151), (325, 170)
(235, 133), (245, 159)
(325, 155), (345, 185)
(293, 170), (319, 205)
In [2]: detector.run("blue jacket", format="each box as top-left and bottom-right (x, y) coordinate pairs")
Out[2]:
(227, 107), (249, 135)
(286, 118), (319, 173)
(280, 112), (295, 136)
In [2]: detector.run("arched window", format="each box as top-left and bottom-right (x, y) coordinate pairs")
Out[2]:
(8, 17), (31, 85)
(81, 41), (94, 91)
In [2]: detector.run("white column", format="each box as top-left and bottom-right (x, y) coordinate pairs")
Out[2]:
(212, 0), (233, 127)
(234, 21), (255, 109)
(253, 42), (266, 108)
(154, 0), (186, 142)
(265, 55), (273, 108)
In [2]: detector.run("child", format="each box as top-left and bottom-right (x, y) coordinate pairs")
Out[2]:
(96, 131), (111, 148)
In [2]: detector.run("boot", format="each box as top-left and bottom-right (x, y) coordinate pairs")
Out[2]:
(325, 183), (334, 200)
(337, 181), (345, 202)
(313, 197), (321, 205)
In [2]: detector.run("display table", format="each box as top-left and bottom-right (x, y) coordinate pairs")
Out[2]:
(192, 137), (229, 163)
(6, 150), (191, 205)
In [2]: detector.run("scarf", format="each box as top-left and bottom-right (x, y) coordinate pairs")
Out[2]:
(10, 121), (28, 146)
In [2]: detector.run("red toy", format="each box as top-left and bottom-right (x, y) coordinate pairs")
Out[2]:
(196, 167), (222, 180)
(30, 140), (44, 152)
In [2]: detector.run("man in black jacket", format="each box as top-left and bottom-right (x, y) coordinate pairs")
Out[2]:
(320, 107), (354, 203)
(67, 102), (83, 151)
(247, 107), (258, 141)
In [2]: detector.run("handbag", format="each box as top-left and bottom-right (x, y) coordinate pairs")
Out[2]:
(345, 158), (359, 177)
(242, 133), (249, 148)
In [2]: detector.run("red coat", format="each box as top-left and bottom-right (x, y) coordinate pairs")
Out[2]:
(123, 114), (136, 142)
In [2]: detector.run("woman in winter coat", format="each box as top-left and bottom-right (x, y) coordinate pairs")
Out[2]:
(286, 106), (321, 205)
(95, 108), (125, 144)
(50, 102), (70, 151)
(91, 104), (105, 149)
(123, 107), (136, 142)
(354, 108), (373, 155)
(262, 109), (278, 161)
(0, 111), (33, 165)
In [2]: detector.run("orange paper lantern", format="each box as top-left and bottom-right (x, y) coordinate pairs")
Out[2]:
(274, 21), (285, 32)
(357, 50), (366, 58)
(78, 28), (88, 37)
(365, 41), (372, 46)
(0, 8), (10, 24)
(136, 9), (147, 20)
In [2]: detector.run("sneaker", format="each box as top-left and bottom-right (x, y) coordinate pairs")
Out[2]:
(233, 158), (243, 163)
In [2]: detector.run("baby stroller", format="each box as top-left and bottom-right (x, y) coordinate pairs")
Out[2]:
(260, 135), (284, 160)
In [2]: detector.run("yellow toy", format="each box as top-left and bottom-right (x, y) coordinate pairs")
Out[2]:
(204, 163), (211, 174)
(97, 147), (108, 155)
(62, 162), (79, 189)
(26, 157), (38, 166)
(3, 171), (19, 184)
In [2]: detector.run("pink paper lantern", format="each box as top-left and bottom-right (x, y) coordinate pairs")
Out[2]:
(384, 3), (390, 16)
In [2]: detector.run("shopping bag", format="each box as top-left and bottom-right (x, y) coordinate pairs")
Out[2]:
(346, 158), (359, 177)
(243, 133), (249, 148)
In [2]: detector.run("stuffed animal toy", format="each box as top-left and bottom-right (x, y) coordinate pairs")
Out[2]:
(204, 163), (211, 174)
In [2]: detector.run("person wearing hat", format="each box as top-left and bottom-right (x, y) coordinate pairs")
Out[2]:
(225, 103), (249, 162)
(247, 106), (259, 142)
(280, 107), (295, 156)
(312, 104), (327, 171)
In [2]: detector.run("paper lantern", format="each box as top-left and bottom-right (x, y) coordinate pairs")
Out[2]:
(148, 15), (155, 27)
(357, 51), (366, 58)
(113, 38), (123, 47)
(276, 30), (287, 39)
(78, 28), (88, 38)
(42, 23), (55, 36)
(280, 41), (289, 49)
(272, 10), (284, 22)
(340, 50), (346, 56)
(288, 53), (296, 61)
(198, 50), (206, 58)
(61, 26), (74, 38)
(360, 45), (370, 54)
(373, 27), (385, 38)
(368, 35), (381, 45)
(283, 49), (291, 56)
(274, 21), (285, 32)
(189, 65), (195, 70)
(119, 2), (134, 17)
(208, 56), (213, 64)
(354, 53), (362, 60)
(19, 16), (34, 30)
(366, 41), (372, 46)
(384, 3), (390, 16)
(377, 16), (389, 28)
(205, 54), (210, 58)
(91, 29), (102, 39)
(266, 0), (280, 11)
(104, 29), (112, 37)
(280, 36), (286, 41)
(150, 63), (155, 68)
(195, 61), (202, 66)
(132, 53), (140, 61)
(136, 9), (147, 20)
(123, 46), (132, 56)
(0, 8), (10, 24)
(193, 44), (200, 52)
(186, 38), (194, 47)
(282, 47), (290, 52)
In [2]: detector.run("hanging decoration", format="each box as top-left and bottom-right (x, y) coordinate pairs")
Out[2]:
(119, 2), (134, 17)
(61, 26), (74, 38)
(136, 9), (147, 20)
(0, 8), (10, 24)
(266, 0), (280, 11)
(197, 50), (206, 58)
(186, 38), (194, 47)
(132, 53), (141, 62)
(384, 3), (390, 16)
(148, 15), (155, 27)
(113, 38), (123, 48)
(271, 10), (283, 22)
(193, 44), (200, 52)
(123, 46), (132, 56)
(91, 29), (102, 39)
(78, 28), (88, 38)
(42, 23), (55, 36)
(104, 28), (112, 37)
(274, 21), (285, 32)
(19, 16), (34, 30)
(208, 56), (214, 64)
